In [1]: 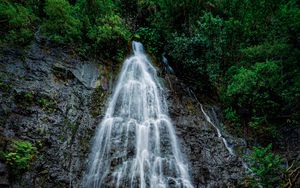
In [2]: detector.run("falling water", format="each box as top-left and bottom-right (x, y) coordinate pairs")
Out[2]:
(188, 89), (251, 171)
(162, 53), (174, 74)
(188, 89), (234, 155)
(83, 41), (193, 188)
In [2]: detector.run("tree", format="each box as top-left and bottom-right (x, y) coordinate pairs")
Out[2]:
(0, 1), (37, 44)
(41, 0), (82, 43)
(223, 61), (282, 138)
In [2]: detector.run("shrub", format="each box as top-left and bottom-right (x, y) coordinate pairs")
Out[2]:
(0, 1), (36, 44)
(224, 107), (240, 124)
(1, 140), (37, 175)
(87, 14), (130, 58)
(135, 27), (162, 55)
(245, 144), (284, 187)
(223, 61), (282, 138)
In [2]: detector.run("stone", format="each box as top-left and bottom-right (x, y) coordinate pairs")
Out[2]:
(0, 42), (113, 187)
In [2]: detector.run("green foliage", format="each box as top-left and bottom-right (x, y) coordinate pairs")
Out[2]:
(224, 107), (240, 124)
(0, 0), (299, 144)
(76, 0), (116, 22)
(14, 91), (56, 111)
(157, 0), (206, 31)
(87, 14), (130, 58)
(226, 61), (281, 99)
(22, 91), (35, 105)
(74, 0), (131, 58)
(223, 61), (282, 137)
(246, 144), (284, 187)
(37, 97), (56, 111)
(241, 42), (290, 64)
(167, 33), (206, 88)
(135, 27), (162, 55)
(41, 0), (82, 43)
(167, 12), (228, 89)
(0, 1), (37, 44)
(1, 140), (37, 175)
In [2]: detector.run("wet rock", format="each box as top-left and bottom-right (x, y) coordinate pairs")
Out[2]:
(1, 41), (246, 188)
(0, 43), (113, 187)
(72, 63), (100, 89)
(164, 75), (246, 187)
(0, 162), (9, 187)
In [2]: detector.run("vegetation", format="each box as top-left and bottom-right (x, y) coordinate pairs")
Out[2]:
(0, 0), (299, 185)
(1, 140), (37, 175)
(41, 0), (82, 43)
(0, 1), (37, 44)
(245, 144), (284, 187)
(14, 91), (56, 111)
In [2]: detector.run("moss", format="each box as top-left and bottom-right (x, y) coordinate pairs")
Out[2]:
(52, 66), (75, 81)
(0, 80), (12, 93)
(36, 97), (57, 112)
(89, 86), (107, 118)
(13, 91), (57, 112)
(186, 99), (197, 114)
(64, 117), (78, 136)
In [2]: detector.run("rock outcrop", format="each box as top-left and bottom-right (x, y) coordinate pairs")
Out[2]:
(164, 75), (246, 187)
(0, 43), (246, 187)
(0, 43), (115, 187)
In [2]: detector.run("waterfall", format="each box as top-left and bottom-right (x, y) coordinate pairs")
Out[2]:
(83, 41), (193, 188)
(188, 89), (251, 172)
(187, 89), (234, 155)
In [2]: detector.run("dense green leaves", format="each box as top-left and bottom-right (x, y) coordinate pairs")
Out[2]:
(246, 144), (284, 187)
(41, 0), (82, 43)
(136, 27), (162, 55)
(223, 61), (283, 137)
(87, 14), (130, 57)
(1, 140), (37, 175)
(149, 0), (300, 141)
(0, 1), (37, 44)
(1, 0), (131, 59)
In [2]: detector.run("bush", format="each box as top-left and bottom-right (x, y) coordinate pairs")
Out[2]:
(1, 140), (37, 175)
(224, 107), (240, 124)
(0, 1), (37, 44)
(87, 14), (130, 58)
(223, 61), (282, 138)
(245, 144), (284, 187)
(167, 12), (227, 89)
(135, 27), (162, 55)
(41, 0), (81, 43)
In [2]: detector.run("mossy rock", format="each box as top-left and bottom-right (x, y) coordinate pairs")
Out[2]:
(89, 86), (107, 118)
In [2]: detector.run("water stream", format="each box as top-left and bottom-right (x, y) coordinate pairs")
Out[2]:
(83, 42), (193, 188)
(188, 89), (251, 171)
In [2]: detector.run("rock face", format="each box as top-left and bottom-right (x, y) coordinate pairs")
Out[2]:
(163, 75), (246, 187)
(0, 43), (114, 187)
(0, 43), (246, 187)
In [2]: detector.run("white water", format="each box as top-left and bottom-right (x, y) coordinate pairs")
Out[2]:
(200, 105), (235, 155)
(188, 89), (234, 155)
(188, 89), (252, 172)
(162, 53), (174, 74)
(84, 42), (193, 188)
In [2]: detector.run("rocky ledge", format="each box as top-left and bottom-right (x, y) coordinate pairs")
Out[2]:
(0, 42), (116, 187)
(164, 74), (247, 187)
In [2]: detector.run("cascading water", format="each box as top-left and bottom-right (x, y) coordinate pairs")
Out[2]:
(83, 41), (193, 188)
